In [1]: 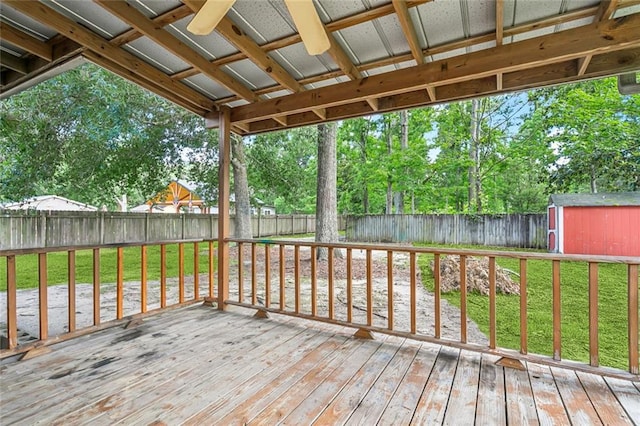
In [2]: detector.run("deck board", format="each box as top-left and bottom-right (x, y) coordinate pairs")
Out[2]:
(1, 304), (638, 425)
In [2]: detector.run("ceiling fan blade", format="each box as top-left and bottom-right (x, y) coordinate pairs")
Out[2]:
(284, 0), (331, 56)
(187, 0), (236, 35)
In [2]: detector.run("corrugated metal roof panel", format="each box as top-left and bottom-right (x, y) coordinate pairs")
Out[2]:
(376, 13), (413, 57)
(183, 73), (233, 99)
(416, 0), (465, 47)
(226, 1), (294, 43)
(166, 15), (239, 60)
(131, 0), (182, 18)
(512, 0), (563, 25)
(223, 59), (277, 90)
(0, 3), (57, 40)
(45, 0), (129, 39)
(123, 37), (191, 74)
(467, 0), (495, 36)
(338, 22), (388, 64)
(274, 43), (333, 79)
(1, 42), (25, 57)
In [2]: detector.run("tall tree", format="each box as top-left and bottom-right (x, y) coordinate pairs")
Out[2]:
(315, 123), (341, 260)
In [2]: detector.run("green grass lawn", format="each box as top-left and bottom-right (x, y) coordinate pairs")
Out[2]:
(0, 243), (215, 291)
(417, 244), (633, 371)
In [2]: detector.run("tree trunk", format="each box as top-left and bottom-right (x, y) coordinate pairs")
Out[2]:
(231, 134), (252, 239)
(385, 117), (393, 214)
(316, 123), (342, 260)
(394, 110), (408, 214)
(469, 99), (481, 213)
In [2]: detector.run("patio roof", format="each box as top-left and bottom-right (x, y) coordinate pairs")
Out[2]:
(1, 0), (639, 135)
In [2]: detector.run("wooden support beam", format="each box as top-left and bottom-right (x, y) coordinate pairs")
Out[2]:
(392, 0), (425, 64)
(425, 85), (437, 101)
(0, 22), (52, 61)
(496, 72), (503, 90)
(577, 54), (593, 75)
(272, 116), (288, 126)
(0, 54), (28, 74)
(596, 0), (619, 22)
(4, 0), (215, 111)
(366, 98), (379, 111)
(96, 0), (255, 102)
(231, 15), (640, 124)
(217, 106), (231, 310)
(110, 4), (194, 46)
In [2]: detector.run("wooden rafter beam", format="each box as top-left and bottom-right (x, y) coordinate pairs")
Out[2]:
(0, 22), (52, 61)
(0, 54), (28, 74)
(244, 46), (640, 134)
(392, 0), (424, 64)
(578, 55), (594, 75)
(208, 5), (604, 107)
(96, 0), (254, 102)
(110, 4), (194, 46)
(5, 0), (215, 111)
(231, 14), (640, 123)
(596, 0), (619, 21)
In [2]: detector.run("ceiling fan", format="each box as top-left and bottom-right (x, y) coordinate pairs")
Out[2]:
(187, 0), (331, 55)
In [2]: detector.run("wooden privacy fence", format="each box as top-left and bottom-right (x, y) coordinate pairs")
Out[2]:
(0, 211), (336, 251)
(345, 214), (547, 249)
(225, 238), (639, 379)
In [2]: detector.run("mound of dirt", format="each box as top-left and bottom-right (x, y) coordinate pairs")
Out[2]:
(431, 255), (520, 295)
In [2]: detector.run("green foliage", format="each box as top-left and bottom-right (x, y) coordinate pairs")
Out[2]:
(0, 63), (212, 208)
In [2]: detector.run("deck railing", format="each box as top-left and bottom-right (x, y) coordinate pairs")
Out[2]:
(225, 238), (639, 380)
(1, 240), (216, 356)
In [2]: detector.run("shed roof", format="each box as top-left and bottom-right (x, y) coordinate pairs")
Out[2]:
(1, 1), (639, 135)
(1, 195), (99, 211)
(549, 192), (640, 207)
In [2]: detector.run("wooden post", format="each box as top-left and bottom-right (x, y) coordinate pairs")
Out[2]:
(366, 249), (373, 326)
(410, 252), (416, 334)
(68, 250), (76, 333)
(588, 262), (598, 366)
(141, 245), (147, 313)
(346, 248), (353, 323)
(193, 241), (199, 300)
(311, 246), (317, 316)
(208, 240), (214, 298)
(279, 244), (285, 310)
(6, 256), (17, 349)
(93, 248), (100, 326)
(460, 254), (467, 343)
(328, 246), (334, 320)
(629, 264), (639, 375)
(294, 245), (300, 314)
(39, 252), (48, 340)
(552, 259), (561, 360)
(160, 244), (167, 308)
(178, 242), (185, 303)
(116, 247), (124, 320)
(217, 106), (231, 310)
(489, 256), (496, 349)
(238, 242), (244, 303)
(387, 250), (393, 330)
(264, 244), (271, 308)
(434, 253), (441, 339)
(519, 258), (528, 354)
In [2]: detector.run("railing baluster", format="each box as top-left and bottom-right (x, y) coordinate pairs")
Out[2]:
(552, 259), (561, 360)
(588, 262), (599, 367)
(6, 255), (17, 349)
(178, 243), (185, 303)
(366, 249), (373, 326)
(68, 250), (76, 333)
(328, 247), (334, 320)
(279, 244), (285, 310)
(347, 248), (353, 323)
(460, 254), (467, 343)
(265, 244), (271, 308)
(116, 247), (123, 320)
(629, 264), (639, 375)
(238, 242), (244, 303)
(311, 246), (317, 316)
(410, 252), (416, 334)
(193, 242), (199, 300)
(39, 252), (48, 340)
(520, 258), (528, 354)
(141, 245), (147, 313)
(489, 256), (496, 349)
(208, 240), (214, 298)
(294, 245), (300, 314)
(93, 248), (100, 326)
(251, 243), (257, 305)
(434, 253), (441, 339)
(160, 244), (167, 308)
(387, 250), (393, 331)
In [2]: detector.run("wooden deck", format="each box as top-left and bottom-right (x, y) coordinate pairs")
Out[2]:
(1, 305), (638, 425)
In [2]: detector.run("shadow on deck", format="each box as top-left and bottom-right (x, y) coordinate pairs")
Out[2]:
(1, 304), (638, 425)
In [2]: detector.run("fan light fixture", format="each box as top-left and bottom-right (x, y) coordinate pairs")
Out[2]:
(187, 0), (330, 56)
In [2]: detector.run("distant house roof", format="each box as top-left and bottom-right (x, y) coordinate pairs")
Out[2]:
(2, 195), (98, 211)
(549, 192), (640, 207)
(146, 180), (205, 208)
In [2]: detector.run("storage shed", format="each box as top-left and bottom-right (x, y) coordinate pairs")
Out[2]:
(548, 192), (640, 256)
